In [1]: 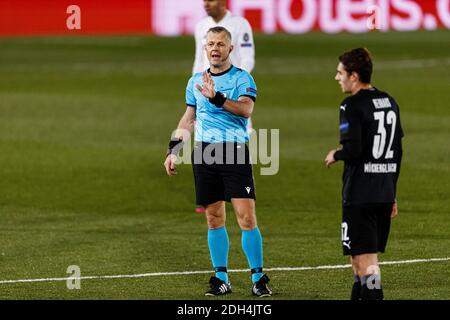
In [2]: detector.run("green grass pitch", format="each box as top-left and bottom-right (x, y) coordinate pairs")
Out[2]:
(0, 30), (449, 299)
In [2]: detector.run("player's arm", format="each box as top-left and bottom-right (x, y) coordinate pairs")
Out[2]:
(325, 140), (362, 167)
(325, 103), (362, 167)
(237, 19), (255, 72)
(164, 107), (196, 176)
(391, 201), (398, 218)
(334, 140), (362, 161)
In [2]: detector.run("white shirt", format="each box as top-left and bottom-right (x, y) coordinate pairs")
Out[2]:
(193, 10), (255, 74)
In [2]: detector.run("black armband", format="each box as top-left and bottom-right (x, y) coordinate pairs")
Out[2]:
(209, 91), (226, 107)
(166, 137), (184, 157)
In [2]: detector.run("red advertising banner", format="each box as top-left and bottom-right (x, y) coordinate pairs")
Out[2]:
(0, 0), (151, 36)
(0, 0), (449, 36)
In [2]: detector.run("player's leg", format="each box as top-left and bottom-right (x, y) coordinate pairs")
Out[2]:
(356, 203), (393, 300)
(342, 206), (361, 299)
(350, 256), (362, 300)
(353, 253), (383, 300)
(348, 203), (390, 300)
(342, 205), (381, 300)
(354, 253), (378, 278)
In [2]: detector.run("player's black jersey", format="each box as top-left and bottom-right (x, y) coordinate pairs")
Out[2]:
(336, 87), (404, 206)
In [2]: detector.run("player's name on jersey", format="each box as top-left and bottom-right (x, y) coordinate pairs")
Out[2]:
(364, 162), (398, 173)
(372, 98), (392, 109)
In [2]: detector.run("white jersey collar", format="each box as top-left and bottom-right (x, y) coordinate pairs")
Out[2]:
(209, 10), (232, 25)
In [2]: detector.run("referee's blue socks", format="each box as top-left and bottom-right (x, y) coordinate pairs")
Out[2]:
(241, 227), (264, 283)
(208, 226), (229, 283)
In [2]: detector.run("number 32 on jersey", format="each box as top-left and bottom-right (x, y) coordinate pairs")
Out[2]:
(373, 110), (397, 160)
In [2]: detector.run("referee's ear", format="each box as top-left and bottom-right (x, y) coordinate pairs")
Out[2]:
(229, 45), (234, 53)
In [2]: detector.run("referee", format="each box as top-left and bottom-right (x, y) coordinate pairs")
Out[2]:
(192, 0), (256, 214)
(325, 48), (404, 300)
(164, 26), (271, 297)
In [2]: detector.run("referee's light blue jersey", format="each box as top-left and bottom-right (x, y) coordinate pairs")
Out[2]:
(185, 65), (257, 143)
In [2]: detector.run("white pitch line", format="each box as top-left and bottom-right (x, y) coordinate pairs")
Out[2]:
(0, 257), (448, 285)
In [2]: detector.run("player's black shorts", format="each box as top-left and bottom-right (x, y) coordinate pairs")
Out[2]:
(192, 142), (256, 207)
(341, 203), (393, 256)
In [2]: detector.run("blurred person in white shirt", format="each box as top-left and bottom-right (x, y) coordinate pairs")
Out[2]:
(193, 0), (255, 75)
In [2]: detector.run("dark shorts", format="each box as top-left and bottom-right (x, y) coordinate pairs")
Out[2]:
(192, 142), (256, 207)
(341, 203), (393, 256)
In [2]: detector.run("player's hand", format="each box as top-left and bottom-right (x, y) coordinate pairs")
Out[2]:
(324, 149), (337, 168)
(195, 71), (216, 98)
(391, 201), (398, 218)
(164, 154), (178, 176)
